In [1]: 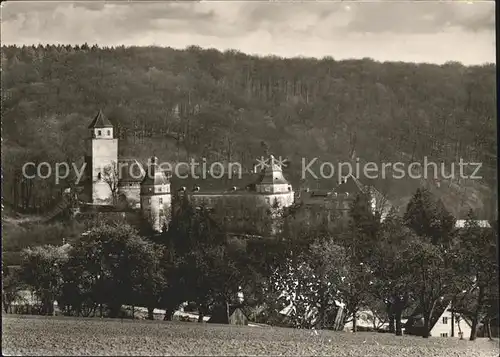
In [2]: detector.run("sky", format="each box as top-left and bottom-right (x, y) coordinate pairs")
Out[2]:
(1, 0), (496, 65)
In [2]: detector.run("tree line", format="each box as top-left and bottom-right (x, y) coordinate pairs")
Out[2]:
(1, 44), (496, 214)
(3, 188), (497, 340)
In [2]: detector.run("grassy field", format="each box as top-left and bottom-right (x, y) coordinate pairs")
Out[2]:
(2, 315), (499, 356)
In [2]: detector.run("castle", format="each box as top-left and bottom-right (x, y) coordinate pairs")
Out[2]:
(83, 111), (295, 231)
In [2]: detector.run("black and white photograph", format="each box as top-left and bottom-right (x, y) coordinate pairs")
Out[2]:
(1, 0), (498, 355)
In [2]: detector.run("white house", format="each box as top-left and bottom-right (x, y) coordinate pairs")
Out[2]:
(455, 220), (491, 229)
(429, 303), (472, 338)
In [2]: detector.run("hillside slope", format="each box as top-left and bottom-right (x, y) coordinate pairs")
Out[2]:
(1, 45), (496, 216)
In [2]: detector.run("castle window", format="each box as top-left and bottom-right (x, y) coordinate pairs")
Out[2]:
(159, 198), (163, 204)
(107, 130), (111, 136)
(440, 333), (448, 337)
(442, 317), (448, 324)
(129, 183), (132, 187)
(97, 172), (101, 180)
(97, 130), (101, 136)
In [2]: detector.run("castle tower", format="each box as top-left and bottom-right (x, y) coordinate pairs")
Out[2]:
(255, 154), (294, 209)
(140, 156), (172, 232)
(85, 110), (118, 204)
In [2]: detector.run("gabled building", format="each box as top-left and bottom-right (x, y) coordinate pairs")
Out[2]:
(291, 174), (393, 230)
(404, 301), (473, 338)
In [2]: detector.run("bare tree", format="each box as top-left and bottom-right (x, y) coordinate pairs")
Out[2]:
(102, 161), (119, 205)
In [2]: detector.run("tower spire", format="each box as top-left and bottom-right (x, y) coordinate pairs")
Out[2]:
(88, 110), (113, 129)
(84, 111), (118, 204)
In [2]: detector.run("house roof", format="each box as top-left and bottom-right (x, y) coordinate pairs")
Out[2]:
(298, 174), (384, 206)
(298, 190), (336, 206)
(88, 110), (113, 129)
(309, 190), (331, 197)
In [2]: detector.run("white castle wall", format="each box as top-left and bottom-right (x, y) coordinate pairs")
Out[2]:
(87, 137), (118, 205)
(141, 182), (172, 232)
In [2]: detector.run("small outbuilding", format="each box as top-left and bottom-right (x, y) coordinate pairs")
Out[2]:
(208, 304), (249, 325)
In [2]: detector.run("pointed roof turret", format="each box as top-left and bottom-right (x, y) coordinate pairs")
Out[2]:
(141, 156), (170, 186)
(257, 155), (289, 185)
(88, 110), (113, 128)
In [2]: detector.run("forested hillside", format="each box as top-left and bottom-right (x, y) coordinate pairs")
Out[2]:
(1, 44), (496, 216)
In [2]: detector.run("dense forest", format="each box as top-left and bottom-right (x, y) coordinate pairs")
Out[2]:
(1, 44), (496, 216)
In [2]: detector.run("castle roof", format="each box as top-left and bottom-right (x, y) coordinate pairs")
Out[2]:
(170, 173), (261, 193)
(88, 110), (113, 129)
(142, 157), (170, 186)
(117, 158), (146, 183)
(168, 155), (293, 193)
(256, 155), (289, 185)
